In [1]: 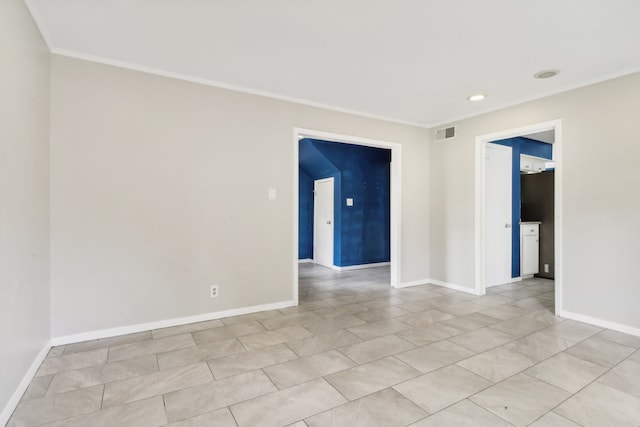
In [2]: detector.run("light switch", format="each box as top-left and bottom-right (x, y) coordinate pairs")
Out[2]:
(268, 188), (276, 200)
(346, 198), (353, 206)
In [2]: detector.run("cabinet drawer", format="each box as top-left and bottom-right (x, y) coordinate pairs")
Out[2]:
(520, 224), (539, 236)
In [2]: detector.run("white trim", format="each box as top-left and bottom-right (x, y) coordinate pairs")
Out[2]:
(474, 119), (563, 314)
(429, 279), (483, 296)
(559, 310), (640, 338)
(510, 277), (523, 283)
(50, 49), (427, 129)
(294, 128), (402, 291)
(0, 341), (51, 426)
(51, 300), (296, 346)
(332, 262), (391, 271)
(298, 258), (313, 264)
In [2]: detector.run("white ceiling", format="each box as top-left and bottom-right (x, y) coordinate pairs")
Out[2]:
(26, 0), (640, 127)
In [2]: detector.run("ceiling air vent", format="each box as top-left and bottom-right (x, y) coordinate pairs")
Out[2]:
(435, 126), (456, 141)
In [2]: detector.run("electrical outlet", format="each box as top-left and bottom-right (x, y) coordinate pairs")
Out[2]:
(210, 285), (219, 298)
(544, 264), (549, 273)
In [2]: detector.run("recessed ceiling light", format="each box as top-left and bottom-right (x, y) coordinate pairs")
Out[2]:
(534, 69), (560, 79)
(467, 94), (486, 102)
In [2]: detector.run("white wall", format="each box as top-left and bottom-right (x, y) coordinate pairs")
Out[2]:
(0, 0), (51, 419)
(430, 72), (640, 331)
(50, 56), (430, 337)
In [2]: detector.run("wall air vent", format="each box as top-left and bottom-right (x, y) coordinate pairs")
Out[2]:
(435, 126), (456, 141)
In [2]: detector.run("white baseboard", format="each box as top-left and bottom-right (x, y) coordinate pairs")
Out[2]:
(559, 309), (640, 338)
(298, 259), (313, 264)
(510, 277), (523, 283)
(332, 262), (391, 271)
(51, 300), (297, 346)
(428, 279), (483, 296)
(0, 341), (51, 426)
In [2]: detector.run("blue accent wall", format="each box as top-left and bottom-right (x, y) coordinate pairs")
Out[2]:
(299, 138), (390, 267)
(492, 137), (552, 277)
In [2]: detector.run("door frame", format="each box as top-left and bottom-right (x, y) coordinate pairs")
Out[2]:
(484, 142), (513, 288)
(474, 119), (563, 315)
(293, 127), (402, 304)
(313, 177), (335, 268)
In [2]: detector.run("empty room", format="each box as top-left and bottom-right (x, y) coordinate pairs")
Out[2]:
(2, 0), (640, 426)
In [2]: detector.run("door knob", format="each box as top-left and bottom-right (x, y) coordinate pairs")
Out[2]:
(505, 223), (511, 228)
(326, 220), (332, 224)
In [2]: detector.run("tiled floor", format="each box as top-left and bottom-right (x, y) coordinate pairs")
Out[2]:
(8, 264), (640, 426)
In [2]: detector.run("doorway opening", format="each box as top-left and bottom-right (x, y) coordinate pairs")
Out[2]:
(293, 128), (402, 304)
(475, 120), (562, 314)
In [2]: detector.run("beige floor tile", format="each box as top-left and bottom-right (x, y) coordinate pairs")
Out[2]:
(439, 301), (487, 317)
(355, 305), (410, 322)
(395, 340), (475, 373)
(326, 357), (421, 400)
(8, 385), (103, 427)
(157, 338), (246, 370)
(221, 309), (283, 326)
(21, 375), (52, 401)
(208, 343), (298, 379)
(554, 382), (640, 427)
(36, 348), (108, 377)
(47, 346), (66, 358)
(259, 311), (323, 330)
(490, 316), (548, 337)
(347, 318), (411, 340)
(42, 396), (167, 427)
(595, 329), (640, 348)
(565, 336), (635, 367)
(394, 365), (490, 413)
(151, 319), (224, 339)
(164, 370), (277, 422)
(264, 350), (355, 389)
(441, 313), (500, 331)
(230, 378), (347, 427)
(597, 359), (640, 398)
(528, 411), (581, 427)
(397, 299), (438, 313)
(191, 321), (265, 344)
(525, 352), (607, 393)
(522, 309), (564, 326)
(286, 329), (362, 357)
(409, 400), (512, 427)
(478, 304), (530, 321)
(237, 325), (312, 350)
(360, 296), (406, 309)
(108, 334), (195, 363)
(540, 320), (602, 342)
(396, 309), (453, 327)
(456, 346), (537, 383)
(397, 323), (464, 346)
(165, 408), (236, 427)
(472, 295), (514, 308)
(448, 327), (515, 353)
(48, 354), (159, 394)
(304, 314), (367, 334)
(505, 331), (574, 361)
(63, 331), (152, 355)
(306, 388), (427, 427)
(470, 373), (570, 426)
(338, 334), (414, 364)
(103, 362), (212, 407)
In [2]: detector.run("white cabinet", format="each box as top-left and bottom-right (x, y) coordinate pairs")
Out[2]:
(520, 223), (540, 277)
(520, 155), (547, 173)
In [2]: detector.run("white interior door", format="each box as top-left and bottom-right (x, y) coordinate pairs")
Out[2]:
(314, 178), (334, 268)
(484, 143), (512, 287)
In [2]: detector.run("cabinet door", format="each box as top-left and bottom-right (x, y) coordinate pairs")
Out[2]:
(521, 234), (539, 275)
(533, 160), (546, 172)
